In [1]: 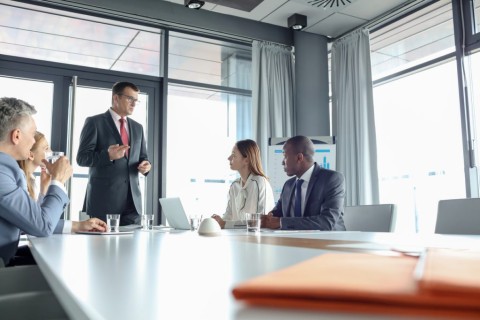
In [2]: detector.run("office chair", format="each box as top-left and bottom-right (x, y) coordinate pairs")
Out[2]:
(343, 204), (396, 232)
(435, 198), (480, 235)
(0, 265), (69, 319)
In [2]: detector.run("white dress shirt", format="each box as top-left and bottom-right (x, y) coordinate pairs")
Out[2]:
(289, 164), (315, 217)
(222, 174), (275, 228)
(109, 108), (130, 138)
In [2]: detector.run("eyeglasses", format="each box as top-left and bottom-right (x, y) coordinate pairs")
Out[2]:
(118, 93), (140, 104)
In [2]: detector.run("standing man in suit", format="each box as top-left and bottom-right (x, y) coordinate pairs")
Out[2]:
(263, 135), (346, 230)
(77, 82), (151, 225)
(0, 97), (106, 266)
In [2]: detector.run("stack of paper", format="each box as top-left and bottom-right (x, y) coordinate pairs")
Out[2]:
(232, 249), (480, 318)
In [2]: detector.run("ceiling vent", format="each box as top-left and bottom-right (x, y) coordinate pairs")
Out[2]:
(307, 0), (354, 9)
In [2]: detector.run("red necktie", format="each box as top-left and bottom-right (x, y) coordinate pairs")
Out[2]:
(119, 117), (129, 157)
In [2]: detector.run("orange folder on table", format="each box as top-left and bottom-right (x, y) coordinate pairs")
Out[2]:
(232, 249), (480, 318)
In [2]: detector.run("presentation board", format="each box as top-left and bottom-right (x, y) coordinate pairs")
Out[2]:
(267, 138), (336, 202)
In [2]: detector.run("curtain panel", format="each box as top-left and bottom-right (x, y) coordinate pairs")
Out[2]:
(252, 40), (295, 171)
(331, 28), (379, 206)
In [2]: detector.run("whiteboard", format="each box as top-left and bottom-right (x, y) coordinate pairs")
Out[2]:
(267, 144), (336, 202)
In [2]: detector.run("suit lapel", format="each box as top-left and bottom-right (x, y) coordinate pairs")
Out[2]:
(127, 120), (134, 146)
(285, 177), (296, 217)
(304, 163), (320, 214)
(102, 111), (123, 145)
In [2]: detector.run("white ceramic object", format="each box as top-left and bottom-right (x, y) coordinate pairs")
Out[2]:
(197, 217), (221, 236)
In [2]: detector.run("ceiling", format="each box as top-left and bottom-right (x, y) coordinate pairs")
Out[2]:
(164, 0), (412, 39)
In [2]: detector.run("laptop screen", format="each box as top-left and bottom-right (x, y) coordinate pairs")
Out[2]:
(158, 197), (191, 230)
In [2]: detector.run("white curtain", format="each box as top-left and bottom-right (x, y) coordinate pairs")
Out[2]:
(331, 29), (379, 206)
(252, 40), (295, 170)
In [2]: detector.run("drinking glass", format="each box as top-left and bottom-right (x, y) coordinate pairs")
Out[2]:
(45, 151), (64, 164)
(106, 214), (120, 232)
(245, 213), (262, 233)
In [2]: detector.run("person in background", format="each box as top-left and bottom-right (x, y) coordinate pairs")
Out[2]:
(212, 139), (275, 229)
(16, 130), (108, 234)
(77, 81), (151, 226)
(262, 135), (346, 230)
(17, 131), (50, 202)
(0, 97), (106, 267)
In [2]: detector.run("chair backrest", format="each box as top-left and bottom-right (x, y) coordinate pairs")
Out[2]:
(435, 198), (480, 235)
(343, 204), (396, 232)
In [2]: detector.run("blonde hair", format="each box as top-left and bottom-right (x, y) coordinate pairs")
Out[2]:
(17, 131), (46, 199)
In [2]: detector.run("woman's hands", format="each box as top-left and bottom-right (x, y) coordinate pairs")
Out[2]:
(211, 214), (226, 229)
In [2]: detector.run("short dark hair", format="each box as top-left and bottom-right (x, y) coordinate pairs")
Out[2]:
(0, 97), (36, 142)
(285, 135), (314, 162)
(112, 82), (139, 96)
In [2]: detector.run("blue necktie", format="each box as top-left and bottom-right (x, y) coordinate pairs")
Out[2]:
(294, 179), (303, 217)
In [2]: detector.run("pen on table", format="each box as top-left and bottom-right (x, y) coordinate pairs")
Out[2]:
(413, 248), (427, 281)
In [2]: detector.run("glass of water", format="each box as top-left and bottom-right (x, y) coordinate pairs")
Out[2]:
(141, 214), (154, 230)
(45, 151), (64, 163)
(189, 215), (202, 231)
(246, 213), (262, 233)
(106, 214), (120, 232)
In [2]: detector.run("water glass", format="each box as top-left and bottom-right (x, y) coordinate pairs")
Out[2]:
(142, 214), (154, 230)
(189, 215), (202, 231)
(45, 151), (64, 164)
(246, 213), (262, 233)
(106, 214), (120, 232)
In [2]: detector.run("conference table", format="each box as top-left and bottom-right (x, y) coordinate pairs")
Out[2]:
(28, 229), (480, 320)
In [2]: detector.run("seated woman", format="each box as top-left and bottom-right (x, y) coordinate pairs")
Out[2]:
(212, 139), (275, 229)
(17, 131), (50, 203)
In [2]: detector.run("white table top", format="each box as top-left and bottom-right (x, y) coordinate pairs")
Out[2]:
(28, 229), (480, 320)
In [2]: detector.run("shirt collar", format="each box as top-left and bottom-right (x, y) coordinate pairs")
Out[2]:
(109, 108), (126, 123)
(298, 163), (314, 183)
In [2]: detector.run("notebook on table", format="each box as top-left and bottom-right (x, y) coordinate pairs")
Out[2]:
(158, 197), (192, 230)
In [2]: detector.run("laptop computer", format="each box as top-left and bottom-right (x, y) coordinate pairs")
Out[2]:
(158, 197), (192, 230)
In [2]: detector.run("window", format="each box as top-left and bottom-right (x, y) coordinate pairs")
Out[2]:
(166, 32), (252, 216)
(166, 85), (252, 216)
(371, 0), (465, 233)
(370, 0), (454, 81)
(0, 76), (53, 139)
(168, 32), (251, 90)
(472, 0), (480, 34)
(467, 51), (480, 191)
(1, 3), (162, 76)
(373, 60), (465, 233)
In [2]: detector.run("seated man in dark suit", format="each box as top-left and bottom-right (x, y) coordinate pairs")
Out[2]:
(263, 135), (346, 230)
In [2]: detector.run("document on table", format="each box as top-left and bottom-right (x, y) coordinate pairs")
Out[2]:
(233, 248), (480, 318)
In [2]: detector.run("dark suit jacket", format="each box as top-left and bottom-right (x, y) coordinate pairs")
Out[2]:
(271, 163), (346, 230)
(76, 110), (148, 220)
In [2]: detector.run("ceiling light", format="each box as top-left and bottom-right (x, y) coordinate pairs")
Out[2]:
(185, 0), (205, 9)
(288, 14), (307, 31)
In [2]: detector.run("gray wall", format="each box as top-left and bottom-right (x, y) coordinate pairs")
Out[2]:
(293, 31), (330, 136)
